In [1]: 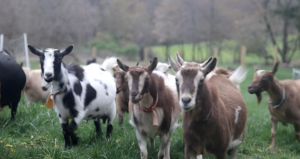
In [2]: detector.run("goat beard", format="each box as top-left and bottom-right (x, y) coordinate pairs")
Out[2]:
(255, 92), (262, 105)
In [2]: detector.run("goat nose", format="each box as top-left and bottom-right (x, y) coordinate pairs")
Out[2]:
(131, 92), (138, 97)
(45, 73), (52, 78)
(181, 97), (191, 104)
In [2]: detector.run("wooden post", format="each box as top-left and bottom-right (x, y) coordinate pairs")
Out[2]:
(273, 45), (278, 65)
(240, 45), (246, 67)
(144, 47), (149, 65)
(92, 47), (97, 58)
(213, 47), (218, 59)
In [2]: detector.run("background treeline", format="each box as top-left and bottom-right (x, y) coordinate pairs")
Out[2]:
(1, 0), (300, 64)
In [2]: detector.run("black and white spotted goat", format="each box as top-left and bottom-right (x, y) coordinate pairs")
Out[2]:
(28, 45), (117, 148)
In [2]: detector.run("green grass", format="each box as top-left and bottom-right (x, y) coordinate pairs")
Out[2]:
(0, 65), (300, 159)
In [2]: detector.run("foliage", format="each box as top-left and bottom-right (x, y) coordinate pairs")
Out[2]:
(1, 64), (300, 158)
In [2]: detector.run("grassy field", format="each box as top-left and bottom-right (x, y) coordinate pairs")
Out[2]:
(0, 64), (299, 159)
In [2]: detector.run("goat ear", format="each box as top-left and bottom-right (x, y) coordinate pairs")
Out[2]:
(176, 53), (185, 66)
(148, 57), (158, 74)
(203, 58), (217, 76)
(168, 54), (180, 72)
(117, 59), (129, 72)
(136, 61), (139, 66)
(28, 45), (42, 56)
(272, 62), (279, 75)
(200, 57), (213, 67)
(61, 45), (74, 56)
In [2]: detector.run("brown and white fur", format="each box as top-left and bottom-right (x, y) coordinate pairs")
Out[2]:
(175, 54), (247, 91)
(247, 62), (300, 148)
(22, 67), (50, 105)
(113, 67), (130, 125)
(117, 57), (181, 159)
(169, 55), (247, 159)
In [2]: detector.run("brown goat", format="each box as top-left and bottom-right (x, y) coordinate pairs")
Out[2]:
(247, 62), (300, 148)
(113, 67), (129, 125)
(169, 55), (247, 159)
(117, 57), (181, 159)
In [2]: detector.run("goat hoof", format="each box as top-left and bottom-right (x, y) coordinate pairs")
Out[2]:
(71, 136), (79, 145)
(65, 144), (72, 149)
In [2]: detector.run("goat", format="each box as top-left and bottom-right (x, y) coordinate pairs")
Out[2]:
(28, 45), (117, 148)
(21, 67), (50, 105)
(169, 55), (248, 159)
(117, 57), (181, 159)
(247, 62), (300, 148)
(0, 49), (26, 120)
(86, 58), (96, 65)
(113, 67), (129, 125)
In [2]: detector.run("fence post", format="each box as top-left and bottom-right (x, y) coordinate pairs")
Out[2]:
(240, 45), (246, 67)
(24, 33), (30, 68)
(144, 47), (149, 65)
(213, 47), (218, 59)
(0, 34), (3, 51)
(92, 47), (97, 58)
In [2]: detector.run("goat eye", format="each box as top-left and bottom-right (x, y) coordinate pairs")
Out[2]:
(199, 78), (204, 83)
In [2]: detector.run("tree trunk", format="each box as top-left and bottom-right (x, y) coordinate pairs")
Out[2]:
(139, 46), (144, 61)
(281, 17), (289, 63)
(192, 43), (196, 61)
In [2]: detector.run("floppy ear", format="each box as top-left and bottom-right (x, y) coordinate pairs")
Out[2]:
(28, 45), (43, 56)
(272, 62), (279, 75)
(148, 57), (158, 74)
(203, 58), (217, 76)
(200, 57), (213, 67)
(176, 53), (185, 66)
(117, 59), (129, 72)
(168, 54), (180, 72)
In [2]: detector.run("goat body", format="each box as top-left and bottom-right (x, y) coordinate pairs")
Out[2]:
(22, 67), (50, 104)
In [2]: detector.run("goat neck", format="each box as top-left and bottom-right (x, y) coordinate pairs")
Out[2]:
(266, 78), (284, 107)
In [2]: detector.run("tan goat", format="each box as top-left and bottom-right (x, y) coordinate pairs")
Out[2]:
(117, 57), (181, 159)
(169, 56), (247, 159)
(22, 67), (50, 105)
(247, 62), (300, 148)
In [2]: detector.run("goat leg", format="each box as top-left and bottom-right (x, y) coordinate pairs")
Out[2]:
(69, 120), (79, 146)
(269, 117), (278, 148)
(293, 123), (300, 141)
(94, 117), (102, 136)
(61, 122), (71, 148)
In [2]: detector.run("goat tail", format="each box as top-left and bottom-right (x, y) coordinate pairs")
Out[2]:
(229, 66), (247, 88)
(101, 57), (117, 71)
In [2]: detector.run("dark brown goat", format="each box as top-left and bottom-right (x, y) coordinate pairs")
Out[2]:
(248, 62), (300, 148)
(113, 67), (129, 125)
(169, 56), (247, 159)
